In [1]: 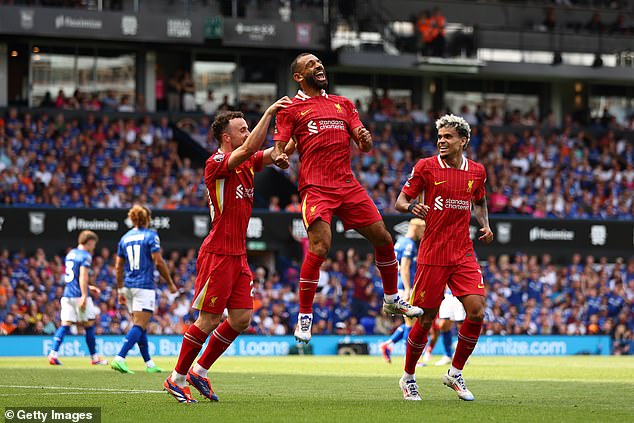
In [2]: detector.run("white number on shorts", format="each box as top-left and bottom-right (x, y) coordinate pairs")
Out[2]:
(64, 260), (75, 283)
(126, 244), (141, 271)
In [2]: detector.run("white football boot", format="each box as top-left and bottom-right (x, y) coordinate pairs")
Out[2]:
(399, 376), (422, 401)
(383, 297), (423, 318)
(442, 371), (475, 401)
(294, 314), (313, 344)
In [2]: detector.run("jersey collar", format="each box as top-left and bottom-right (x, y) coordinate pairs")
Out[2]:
(437, 154), (469, 171)
(296, 89), (328, 100)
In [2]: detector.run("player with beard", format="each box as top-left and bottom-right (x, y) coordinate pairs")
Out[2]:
(271, 53), (423, 344)
(164, 97), (291, 403)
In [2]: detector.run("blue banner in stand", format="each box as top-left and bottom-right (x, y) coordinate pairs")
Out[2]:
(0, 335), (611, 357)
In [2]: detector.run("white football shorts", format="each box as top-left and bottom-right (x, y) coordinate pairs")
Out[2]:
(438, 293), (466, 321)
(60, 296), (97, 323)
(122, 287), (156, 313)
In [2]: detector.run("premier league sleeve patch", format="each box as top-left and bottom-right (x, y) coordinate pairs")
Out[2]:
(213, 153), (225, 163)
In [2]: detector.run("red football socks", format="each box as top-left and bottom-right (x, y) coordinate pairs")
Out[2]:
(404, 321), (428, 374)
(198, 320), (241, 370)
(375, 244), (398, 296)
(299, 251), (325, 313)
(175, 324), (208, 375)
(452, 318), (482, 370)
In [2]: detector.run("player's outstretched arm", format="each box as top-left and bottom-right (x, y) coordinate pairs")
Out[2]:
(351, 126), (372, 152)
(228, 96), (292, 170)
(152, 252), (178, 293)
(473, 196), (494, 244)
(395, 191), (429, 219)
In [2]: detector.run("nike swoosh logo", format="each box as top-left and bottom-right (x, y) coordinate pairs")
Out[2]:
(477, 283), (484, 289)
(235, 169), (242, 174)
(434, 180), (447, 185)
(300, 109), (312, 116)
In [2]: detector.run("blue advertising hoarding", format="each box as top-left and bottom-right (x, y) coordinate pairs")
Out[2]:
(0, 335), (611, 357)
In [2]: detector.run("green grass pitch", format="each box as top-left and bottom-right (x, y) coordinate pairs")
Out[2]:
(1, 356), (633, 422)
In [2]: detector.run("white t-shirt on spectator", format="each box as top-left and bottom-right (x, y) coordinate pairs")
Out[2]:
(141, 132), (153, 146)
(34, 169), (52, 186)
(201, 100), (218, 115)
(125, 129), (137, 143)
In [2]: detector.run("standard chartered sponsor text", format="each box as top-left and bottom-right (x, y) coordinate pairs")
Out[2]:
(318, 120), (346, 130)
(444, 198), (470, 210)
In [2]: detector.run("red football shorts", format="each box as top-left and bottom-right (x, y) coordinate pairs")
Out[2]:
(300, 183), (382, 230)
(410, 257), (485, 309)
(192, 252), (254, 314)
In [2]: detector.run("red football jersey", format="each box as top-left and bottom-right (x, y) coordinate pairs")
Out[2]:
(402, 155), (487, 266)
(200, 150), (264, 255)
(273, 90), (363, 191)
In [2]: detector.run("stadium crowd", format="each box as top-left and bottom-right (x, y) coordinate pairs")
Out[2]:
(0, 109), (209, 209)
(1, 106), (633, 219)
(0, 246), (632, 355)
(0, 102), (632, 354)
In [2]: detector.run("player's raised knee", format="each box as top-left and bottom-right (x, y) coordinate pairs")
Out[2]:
(466, 308), (485, 322)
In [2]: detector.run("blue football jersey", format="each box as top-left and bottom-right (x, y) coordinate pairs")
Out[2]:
(394, 236), (418, 290)
(62, 248), (92, 298)
(117, 228), (161, 289)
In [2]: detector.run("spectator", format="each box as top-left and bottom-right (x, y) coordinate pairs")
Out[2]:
(101, 90), (119, 111)
(39, 92), (55, 108)
(586, 13), (605, 33)
(118, 95), (134, 112)
(0, 313), (16, 335)
(181, 72), (196, 112)
(430, 7), (446, 57)
(217, 95), (233, 112)
(609, 14), (627, 35)
(167, 71), (182, 112)
(542, 7), (557, 31)
(461, 105), (478, 127)
(54, 90), (66, 108)
(416, 10), (433, 56)
(201, 90), (218, 115)
(269, 196), (281, 212)
(285, 194), (302, 213)
(86, 93), (102, 111)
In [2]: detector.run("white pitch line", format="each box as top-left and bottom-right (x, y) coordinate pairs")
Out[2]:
(0, 385), (164, 394)
(0, 391), (164, 397)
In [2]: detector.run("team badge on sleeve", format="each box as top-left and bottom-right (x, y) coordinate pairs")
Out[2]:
(404, 169), (414, 187)
(213, 153), (225, 163)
